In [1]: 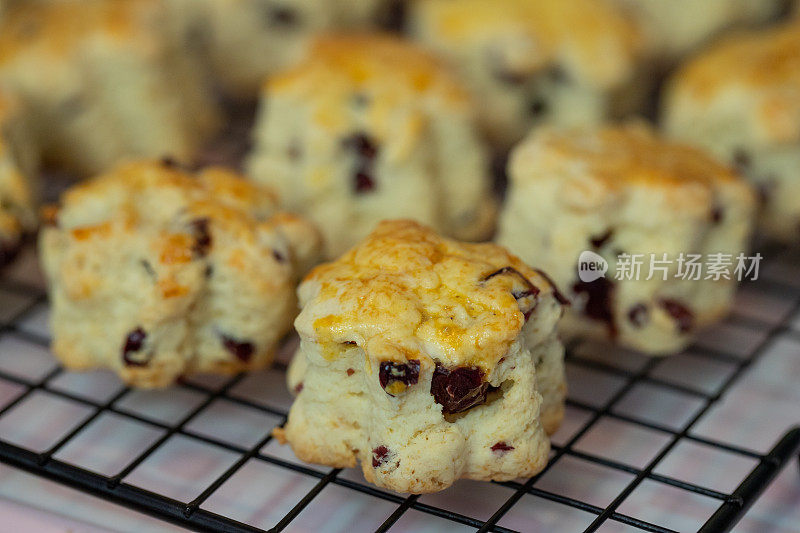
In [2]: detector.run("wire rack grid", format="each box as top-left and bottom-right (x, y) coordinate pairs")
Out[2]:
(0, 245), (798, 533)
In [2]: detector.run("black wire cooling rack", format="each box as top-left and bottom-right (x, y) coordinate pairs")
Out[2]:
(0, 246), (798, 533)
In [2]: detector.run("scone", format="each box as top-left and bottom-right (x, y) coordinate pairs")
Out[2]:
(275, 220), (566, 493)
(409, 0), (644, 148)
(0, 0), (219, 176)
(0, 92), (38, 265)
(169, 0), (388, 98)
(664, 21), (800, 243)
(247, 33), (495, 258)
(609, 0), (782, 60)
(497, 125), (756, 355)
(39, 160), (322, 388)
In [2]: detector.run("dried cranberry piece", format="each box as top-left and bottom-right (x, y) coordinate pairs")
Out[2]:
(482, 266), (525, 283)
(354, 171), (375, 193)
(122, 328), (150, 366)
(372, 445), (389, 468)
(267, 6), (299, 27)
(140, 259), (156, 278)
(756, 179), (776, 207)
(515, 286), (539, 321)
(294, 382), (303, 394)
(494, 68), (529, 85)
(482, 266), (544, 320)
(590, 230), (613, 249)
(221, 335), (255, 362)
(160, 156), (179, 169)
(379, 360), (420, 396)
(659, 299), (694, 333)
(346, 368), (355, 376)
(732, 148), (751, 173)
(343, 133), (379, 194)
(628, 303), (649, 328)
(487, 47), (527, 85)
(511, 287), (537, 300)
(572, 278), (616, 337)
(344, 134), (378, 160)
(491, 441), (514, 453)
(287, 140), (302, 161)
(430, 364), (489, 414)
(529, 98), (548, 117)
(532, 268), (570, 306)
(190, 218), (212, 257)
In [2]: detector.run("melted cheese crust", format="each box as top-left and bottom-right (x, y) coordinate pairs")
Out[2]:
(0, 0), (162, 64)
(412, 0), (642, 88)
(267, 33), (471, 108)
(296, 220), (563, 371)
(511, 124), (745, 188)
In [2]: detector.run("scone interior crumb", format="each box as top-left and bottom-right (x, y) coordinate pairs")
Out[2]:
(281, 220), (567, 493)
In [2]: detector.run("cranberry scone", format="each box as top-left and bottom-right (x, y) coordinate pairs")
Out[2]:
(0, 0), (219, 176)
(497, 125), (756, 355)
(609, 0), (782, 61)
(409, 0), (644, 148)
(275, 220), (566, 493)
(247, 33), (495, 258)
(0, 92), (38, 265)
(169, 0), (388, 98)
(664, 21), (800, 243)
(39, 160), (322, 388)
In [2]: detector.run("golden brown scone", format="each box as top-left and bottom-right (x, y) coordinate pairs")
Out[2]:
(664, 21), (800, 242)
(610, 0), (783, 60)
(0, 0), (219, 176)
(168, 0), (389, 98)
(498, 124), (756, 355)
(247, 33), (495, 258)
(0, 91), (38, 265)
(278, 220), (566, 493)
(39, 160), (322, 388)
(409, 0), (644, 148)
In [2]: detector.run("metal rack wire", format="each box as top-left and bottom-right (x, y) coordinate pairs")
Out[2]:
(0, 246), (798, 533)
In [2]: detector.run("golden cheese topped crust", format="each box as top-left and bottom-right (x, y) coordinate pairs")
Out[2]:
(672, 21), (800, 98)
(511, 124), (748, 189)
(666, 21), (800, 144)
(267, 32), (471, 108)
(51, 160), (324, 276)
(56, 160), (280, 231)
(295, 220), (565, 372)
(0, 0), (163, 64)
(412, 0), (642, 89)
(48, 160), (322, 306)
